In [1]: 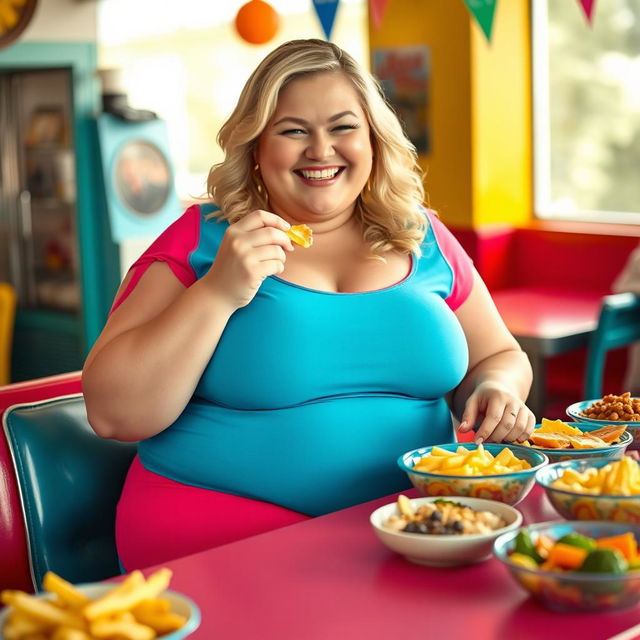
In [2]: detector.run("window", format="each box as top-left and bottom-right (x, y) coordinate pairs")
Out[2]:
(533, 0), (640, 223)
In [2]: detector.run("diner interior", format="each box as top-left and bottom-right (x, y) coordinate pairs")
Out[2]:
(2, 1), (640, 639)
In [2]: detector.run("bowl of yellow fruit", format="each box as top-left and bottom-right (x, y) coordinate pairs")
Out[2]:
(535, 456), (640, 522)
(397, 443), (548, 506)
(511, 418), (632, 464)
(494, 520), (640, 612)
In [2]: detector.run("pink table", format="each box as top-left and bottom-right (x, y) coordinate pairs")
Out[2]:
(141, 486), (638, 640)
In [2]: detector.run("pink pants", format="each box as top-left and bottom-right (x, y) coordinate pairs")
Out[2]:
(116, 456), (310, 571)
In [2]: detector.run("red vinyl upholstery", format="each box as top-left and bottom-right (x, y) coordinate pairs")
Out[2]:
(0, 371), (82, 591)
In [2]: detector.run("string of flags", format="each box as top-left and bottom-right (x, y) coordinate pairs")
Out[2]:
(234, 0), (600, 46)
(463, 0), (598, 44)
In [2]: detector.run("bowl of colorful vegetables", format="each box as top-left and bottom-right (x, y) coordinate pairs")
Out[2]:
(535, 457), (640, 522)
(493, 521), (640, 612)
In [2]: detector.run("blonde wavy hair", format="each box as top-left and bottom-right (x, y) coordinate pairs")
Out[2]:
(207, 39), (427, 256)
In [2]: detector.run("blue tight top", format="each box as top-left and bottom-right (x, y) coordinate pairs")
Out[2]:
(122, 204), (474, 515)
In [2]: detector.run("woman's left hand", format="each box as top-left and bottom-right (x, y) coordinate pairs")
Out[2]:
(457, 381), (535, 444)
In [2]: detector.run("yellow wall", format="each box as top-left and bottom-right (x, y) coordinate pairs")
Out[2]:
(369, 0), (531, 229)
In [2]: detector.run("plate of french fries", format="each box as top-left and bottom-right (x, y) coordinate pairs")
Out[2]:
(0, 568), (200, 640)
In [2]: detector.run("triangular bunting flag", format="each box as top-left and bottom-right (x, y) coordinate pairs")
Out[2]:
(577, 0), (596, 25)
(312, 0), (341, 41)
(462, 0), (498, 43)
(369, 0), (391, 30)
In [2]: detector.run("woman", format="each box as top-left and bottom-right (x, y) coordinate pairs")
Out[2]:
(82, 39), (534, 570)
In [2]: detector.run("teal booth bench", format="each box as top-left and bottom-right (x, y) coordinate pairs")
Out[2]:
(0, 374), (136, 591)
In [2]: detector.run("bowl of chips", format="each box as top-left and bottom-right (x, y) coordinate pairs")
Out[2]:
(397, 443), (548, 505)
(0, 568), (201, 640)
(494, 520), (640, 612)
(511, 418), (632, 464)
(566, 393), (640, 450)
(535, 457), (640, 522)
(370, 494), (523, 566)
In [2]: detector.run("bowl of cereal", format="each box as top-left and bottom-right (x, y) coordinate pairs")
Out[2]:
(493, 520), (640, 612)
(370, 494), (523, 566)
(511, 419), (632, 464)
(566, 393), (640, 450)
(535, 457), (640, 522)
(397, 443), (548, 505)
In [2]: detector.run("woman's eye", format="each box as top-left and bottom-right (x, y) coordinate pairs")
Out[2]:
(333, 124), (359, 132)
(281, 128), (306, 136)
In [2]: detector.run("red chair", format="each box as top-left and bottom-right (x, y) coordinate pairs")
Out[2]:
(0, 371), (82, 591)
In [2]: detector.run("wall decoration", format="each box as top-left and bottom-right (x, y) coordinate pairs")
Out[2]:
(24, 106), (65, 147)
(369, 0), (390, 30)
(577, 0), (596, 25)
(0, 0), (37, 50)
(235, 0), (279, 45)
(462, 0), (498, 43)
(373, 46), (431, 155)
(312, 0), (340, 41)
(95, 114), (181, 242)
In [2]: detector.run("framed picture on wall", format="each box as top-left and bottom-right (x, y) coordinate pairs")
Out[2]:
(372, 46), (431, 156)
(24, 106), (65, 147)
(95, 114), (181, 242)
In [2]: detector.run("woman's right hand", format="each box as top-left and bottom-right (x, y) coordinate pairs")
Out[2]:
(205, 209), (294, 309)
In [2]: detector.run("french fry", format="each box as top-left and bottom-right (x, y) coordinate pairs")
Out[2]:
(551, 457), (640, 495)
(51, 628), (93, 640)
(43, 572), (91, 609)
(89, 617), (157, 640)
(132, 600), (187, 635)
(1, 591), (86, 630)
(83, 569), (172, 621)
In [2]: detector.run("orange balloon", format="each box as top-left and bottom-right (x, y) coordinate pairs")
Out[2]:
(235, 0), (280, 45)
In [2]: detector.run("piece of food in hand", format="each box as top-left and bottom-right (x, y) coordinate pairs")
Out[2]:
(286, 224), (313, 248)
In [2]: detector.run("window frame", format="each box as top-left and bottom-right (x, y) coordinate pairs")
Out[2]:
(532, 0), (640, 225)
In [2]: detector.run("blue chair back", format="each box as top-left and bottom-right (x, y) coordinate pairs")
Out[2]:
(584, 293), (640, 399)
(2, 394), (136, 589)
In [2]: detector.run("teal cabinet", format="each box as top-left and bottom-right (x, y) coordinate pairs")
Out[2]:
(0, 42), (120, 381)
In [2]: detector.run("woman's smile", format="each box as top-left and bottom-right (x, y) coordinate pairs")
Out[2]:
(294, 165), (346, 186)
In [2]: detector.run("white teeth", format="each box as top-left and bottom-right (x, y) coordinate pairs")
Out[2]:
(300, 168), (340, 180)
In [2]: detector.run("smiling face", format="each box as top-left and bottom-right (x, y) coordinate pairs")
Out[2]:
(255, 71), (373, 227)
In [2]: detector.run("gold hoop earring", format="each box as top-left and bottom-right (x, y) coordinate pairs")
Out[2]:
(253, 163), (264, 195)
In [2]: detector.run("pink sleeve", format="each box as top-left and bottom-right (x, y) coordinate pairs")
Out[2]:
(427, 212), (474, 311)
(110, 204), (201, 314)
